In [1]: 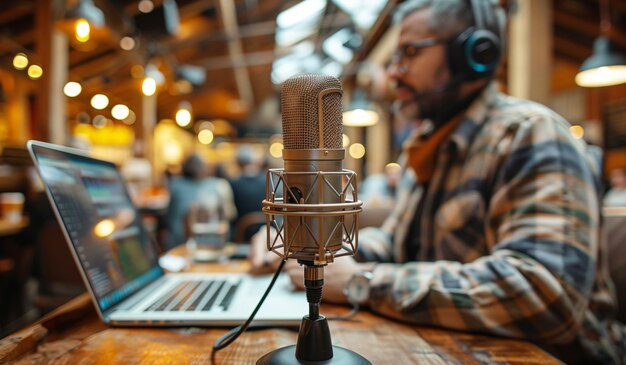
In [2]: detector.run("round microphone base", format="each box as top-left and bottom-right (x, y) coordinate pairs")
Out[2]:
(256, 345), (371, 365)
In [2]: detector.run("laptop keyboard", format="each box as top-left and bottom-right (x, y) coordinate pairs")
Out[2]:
(144, 279), (241, 312)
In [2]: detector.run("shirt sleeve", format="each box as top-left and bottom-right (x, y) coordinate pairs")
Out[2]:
(355, 168), (419, 263)
(366, 113), (600, 344)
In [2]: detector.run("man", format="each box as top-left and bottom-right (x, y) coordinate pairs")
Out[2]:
(251, 1), (625, 363)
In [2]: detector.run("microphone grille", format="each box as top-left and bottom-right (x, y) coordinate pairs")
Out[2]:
(281, 74), (343, 150)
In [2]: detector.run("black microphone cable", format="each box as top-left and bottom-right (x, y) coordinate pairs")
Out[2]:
(211, 259), (287, 361)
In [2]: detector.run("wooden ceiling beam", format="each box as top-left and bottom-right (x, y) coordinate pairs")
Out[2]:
(0, 31), (35, 54)
(554, 34), (591, 61)
(196, 50), (276, 70)
(553, 8), (626, 49)
(0, 2), (35, 24)
(218, 0), (254, 109)
(70, 51), (131, 80)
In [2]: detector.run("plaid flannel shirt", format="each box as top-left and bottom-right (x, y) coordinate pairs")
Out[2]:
(357, 83), (625, 364)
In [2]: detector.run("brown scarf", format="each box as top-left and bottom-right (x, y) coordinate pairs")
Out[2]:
(405, 116), (463, 183)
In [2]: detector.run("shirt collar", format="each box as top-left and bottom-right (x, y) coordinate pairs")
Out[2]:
(402, 82), (500, 154)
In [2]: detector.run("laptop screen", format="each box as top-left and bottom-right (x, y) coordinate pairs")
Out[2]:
(29, 142), (163, 312)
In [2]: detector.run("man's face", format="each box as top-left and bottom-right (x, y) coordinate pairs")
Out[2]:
(387, 8), (454, 121)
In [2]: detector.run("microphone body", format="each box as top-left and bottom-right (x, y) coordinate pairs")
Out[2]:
(259, 74), (368, 364)
(263, 74), (361, 265)
(282, 149), (343, 263)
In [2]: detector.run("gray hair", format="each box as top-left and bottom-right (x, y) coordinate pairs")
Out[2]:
(393, 0), (506, 41)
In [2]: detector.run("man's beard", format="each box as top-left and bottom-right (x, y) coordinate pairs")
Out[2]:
(394, 84), (461, 125)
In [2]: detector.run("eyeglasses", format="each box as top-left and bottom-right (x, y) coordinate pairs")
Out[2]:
(388, 38), (447, 72)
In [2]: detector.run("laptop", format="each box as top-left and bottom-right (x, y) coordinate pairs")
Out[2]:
(27, 140), (306, 327)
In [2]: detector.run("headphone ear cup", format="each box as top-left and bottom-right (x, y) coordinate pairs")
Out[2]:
(448, 27), (501, 80)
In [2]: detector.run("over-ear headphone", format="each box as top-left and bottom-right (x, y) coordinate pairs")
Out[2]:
(447, 0), (502, 80)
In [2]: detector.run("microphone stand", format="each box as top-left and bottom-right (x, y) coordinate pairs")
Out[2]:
(256, 263), (371, 365)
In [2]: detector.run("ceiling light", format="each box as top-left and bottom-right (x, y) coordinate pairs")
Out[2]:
(570, 125), (585, 140)
(142, 77), (157, 96)
(138, 0), (155, 13)
(342, 133), (350, 148)
(575, 0), (626, 87)
(91, 94), (109, 110)
(348, 143), (365, 159)
(111, 104), (130, 120)
(75, 18), (90, 42)
(198, 129), (214, 145)
(27, 65), (43, 79)
(575, 37), (626, 87)
(64, 81), (82, 97)
(343, 89), (379, 127)
(65, 0), (105, 27)
(122, 110), (136, 125)
(12, 53), (28, 70)
(119, 36), (136, 50)
(175, 102), (192, 127)
(269, 142), (284, 158)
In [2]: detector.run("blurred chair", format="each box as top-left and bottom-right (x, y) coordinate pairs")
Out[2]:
(233, 212), (266, 243)
(34, 219), (85, 313)
(0, 257), (16, 330)
(184, 203), (229, 248)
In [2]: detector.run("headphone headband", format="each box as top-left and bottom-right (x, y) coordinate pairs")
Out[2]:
(447, 0), (502, 80)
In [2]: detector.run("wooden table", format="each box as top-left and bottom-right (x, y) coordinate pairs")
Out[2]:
(0, 259), (561, 364)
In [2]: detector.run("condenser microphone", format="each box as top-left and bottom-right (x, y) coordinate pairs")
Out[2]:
(259, 74), (369, 364)
(280, 74), (345, 264)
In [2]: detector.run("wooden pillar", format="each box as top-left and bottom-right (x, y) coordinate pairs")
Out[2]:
(366, 112), (389, 175)
(508, 0), (552, 104)
(0, 72), (31, 143)
(344, 126), (362, 180)
(142, 93), (157, 184)
(49, 31), (68, 145)
(35, 0), (68, 144)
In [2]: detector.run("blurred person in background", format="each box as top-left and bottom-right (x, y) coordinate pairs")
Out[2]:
(359, 162), (403, 209)
(604, 168), (626, 207)
(228, 145), (267, 242)
(164, 154), (236, 250)
(250, 1), (625, 363)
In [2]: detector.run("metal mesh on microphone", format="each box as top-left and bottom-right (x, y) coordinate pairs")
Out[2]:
(281, 74), (343, 150)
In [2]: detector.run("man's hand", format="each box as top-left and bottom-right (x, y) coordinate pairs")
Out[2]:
(248, 227), (282, 275)
(284, 256), (375, 304)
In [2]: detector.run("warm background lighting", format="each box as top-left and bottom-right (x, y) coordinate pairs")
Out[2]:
(175, 107), (192, 127)
(119, 36), (136, 51)
(94, 218), (115, 238)
(121, 110), (136, 125)
(269, 142), (284, 158)
(12, 53), (28, 70)
(575, 65), (626, 87)
(142, 77), (157, 96)
(75, 18), (90, 42)
(64, 81), (82, 97)
(138, 0), (154, 13)
(348, 143), (366, 159)
(342, 133), (350, 148)
(111, 104), (130, 120)
(90, 94), (109, 110)
(198, 129), (214, 145)
(343, 109), (379, 127)
(570, 125), (585, 140)
(27, 65), (43, 79)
